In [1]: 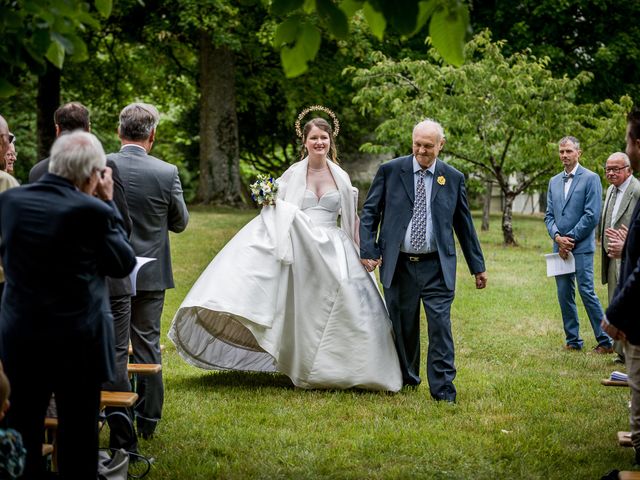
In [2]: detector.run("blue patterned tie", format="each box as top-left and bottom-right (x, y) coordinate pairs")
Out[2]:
(410, 170), (427, 250)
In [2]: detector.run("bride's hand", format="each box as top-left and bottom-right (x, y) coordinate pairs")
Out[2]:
(360, 258), (381, 272)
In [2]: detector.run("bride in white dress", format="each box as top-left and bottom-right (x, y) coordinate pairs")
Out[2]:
(169, 115), (402, 392)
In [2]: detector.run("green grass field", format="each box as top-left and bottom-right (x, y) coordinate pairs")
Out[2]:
(132, 208), (632, 479)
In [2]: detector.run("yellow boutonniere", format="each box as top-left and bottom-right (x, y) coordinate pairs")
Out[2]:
(437, 176), (446, 186)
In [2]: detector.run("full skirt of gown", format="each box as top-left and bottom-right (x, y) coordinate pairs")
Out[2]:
(168, 190), (402, 391)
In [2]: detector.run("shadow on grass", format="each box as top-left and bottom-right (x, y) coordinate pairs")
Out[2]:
(174, 370), (295, 390)
(173, 370), (397, 397)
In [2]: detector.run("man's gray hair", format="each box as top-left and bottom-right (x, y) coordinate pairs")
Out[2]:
(413, 119), (445, 141)
(559, 136), (580, 149)
(49, 130), (106, 186)
(118, 103), (160, 141)
(607, 151), (631, 166)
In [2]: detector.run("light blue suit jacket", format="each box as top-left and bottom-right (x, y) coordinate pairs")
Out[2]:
(544, 165), (602, 254)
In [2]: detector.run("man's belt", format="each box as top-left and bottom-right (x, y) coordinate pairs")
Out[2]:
(399, 252), (439, 262)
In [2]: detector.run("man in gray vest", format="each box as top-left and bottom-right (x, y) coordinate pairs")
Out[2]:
(600, 151), (640, 362)
(109, 103), (189, 438)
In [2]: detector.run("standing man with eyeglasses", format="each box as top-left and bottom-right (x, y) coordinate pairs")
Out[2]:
(544, 136), (613, 353)
(599, 152), (640, 362)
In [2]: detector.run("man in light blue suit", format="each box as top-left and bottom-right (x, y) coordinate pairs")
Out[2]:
(360, 119), (487, 402)
(544, 136), (612, 353)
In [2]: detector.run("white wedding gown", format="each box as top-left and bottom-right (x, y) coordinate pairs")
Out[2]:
(169, 189), (402, 392)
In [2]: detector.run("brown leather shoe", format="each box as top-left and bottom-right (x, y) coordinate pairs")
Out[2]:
(592, 345), (614, 354)
(563, 344), (582, 351)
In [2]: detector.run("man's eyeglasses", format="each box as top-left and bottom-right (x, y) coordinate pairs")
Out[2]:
(1, 133), (15, 144)
(605, 166), (629, 174)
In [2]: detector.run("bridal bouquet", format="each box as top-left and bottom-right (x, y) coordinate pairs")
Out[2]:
(250, 174), (278, 206)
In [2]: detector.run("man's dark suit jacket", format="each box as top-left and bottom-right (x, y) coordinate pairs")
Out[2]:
(0, 173), (136, 381)
(607, 200), (640, 344)
(28, 157), (49, 184)
(29, 157), (133, 296)
(360, 155), (485, 290)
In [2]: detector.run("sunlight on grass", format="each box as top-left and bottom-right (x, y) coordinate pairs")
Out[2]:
(132, 209), (634, 478)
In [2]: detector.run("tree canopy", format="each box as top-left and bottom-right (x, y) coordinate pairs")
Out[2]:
(349, 31), (631, 244)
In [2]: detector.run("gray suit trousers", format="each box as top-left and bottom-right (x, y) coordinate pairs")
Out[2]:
(102, 295), (138, 451)
(131, 289), (165, 436)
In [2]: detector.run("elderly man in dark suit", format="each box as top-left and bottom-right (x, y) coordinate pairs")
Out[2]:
(28, 101), (138, 453)
(602, 109), (640, 464)
(360, 119), (487, 402)
(109, 102), (189, 438)
(0, 131), (136, 478)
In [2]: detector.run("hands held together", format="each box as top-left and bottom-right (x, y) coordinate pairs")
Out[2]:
(361, 258), (381, 273)
(605, 225), (628, 259)
(555, 234), (575, 260)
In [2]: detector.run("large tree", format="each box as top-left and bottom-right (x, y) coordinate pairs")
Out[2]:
(350, 31), (631, 245)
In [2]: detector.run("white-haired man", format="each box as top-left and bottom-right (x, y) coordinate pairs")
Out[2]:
(0, 131), (136, 478)
(600, 152), (640, 362)
(359, 119), (487, 402)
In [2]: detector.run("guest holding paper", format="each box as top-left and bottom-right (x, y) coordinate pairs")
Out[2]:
(600, 152), (640, 362)
(544, 136), (612, 353)
(109, 103), (189, 439)
(602, 108), (640, 464)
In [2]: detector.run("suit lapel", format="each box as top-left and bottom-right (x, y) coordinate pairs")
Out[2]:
(431, 160), (444, 203)
(400, 156), (415, 204)
(613, 185), (636, 226)
(601, 185), (614, 240)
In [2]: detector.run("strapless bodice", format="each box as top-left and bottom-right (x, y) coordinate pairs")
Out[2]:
(301, 190), (340, 227)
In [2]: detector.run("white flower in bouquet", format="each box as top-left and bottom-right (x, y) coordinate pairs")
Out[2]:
(250, 174), (278, 206)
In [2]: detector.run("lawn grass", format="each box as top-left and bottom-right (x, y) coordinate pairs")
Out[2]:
(135, 207), (632, 479)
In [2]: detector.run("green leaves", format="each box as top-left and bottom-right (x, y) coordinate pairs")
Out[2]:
(45, 38), (66, 69)
(362, 2), (385, 41)
(316, 0), (349, 39)
(1, 0), (112, 97)
(271, 0), (469, 77)
(95, 0), (112, 18)
(429, 2), (468, 67)
(271, 0), (305, 16)
(0, 79), (18, 99)
(276, 20), (322, 78)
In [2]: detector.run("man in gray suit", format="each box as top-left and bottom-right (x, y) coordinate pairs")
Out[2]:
(109, 103), (189, 438)
(544, 136), (612, 353)
(360, 119), (487, 402)
(600, 152), (640, 361)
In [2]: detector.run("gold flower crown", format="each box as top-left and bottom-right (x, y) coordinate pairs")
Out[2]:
(295, 105), (340, 138)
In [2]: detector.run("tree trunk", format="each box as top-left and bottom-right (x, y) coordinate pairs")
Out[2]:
(197, 31), (243, 205)
(501, 191), (517, 246)
(36, 62), (60, 159)
(481, 178), (492, 231)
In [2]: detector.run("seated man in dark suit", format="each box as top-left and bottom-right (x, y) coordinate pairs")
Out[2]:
(0, 130), (136, 478)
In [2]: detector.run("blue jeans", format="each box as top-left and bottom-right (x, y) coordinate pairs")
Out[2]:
(555, 252), (611, 349)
